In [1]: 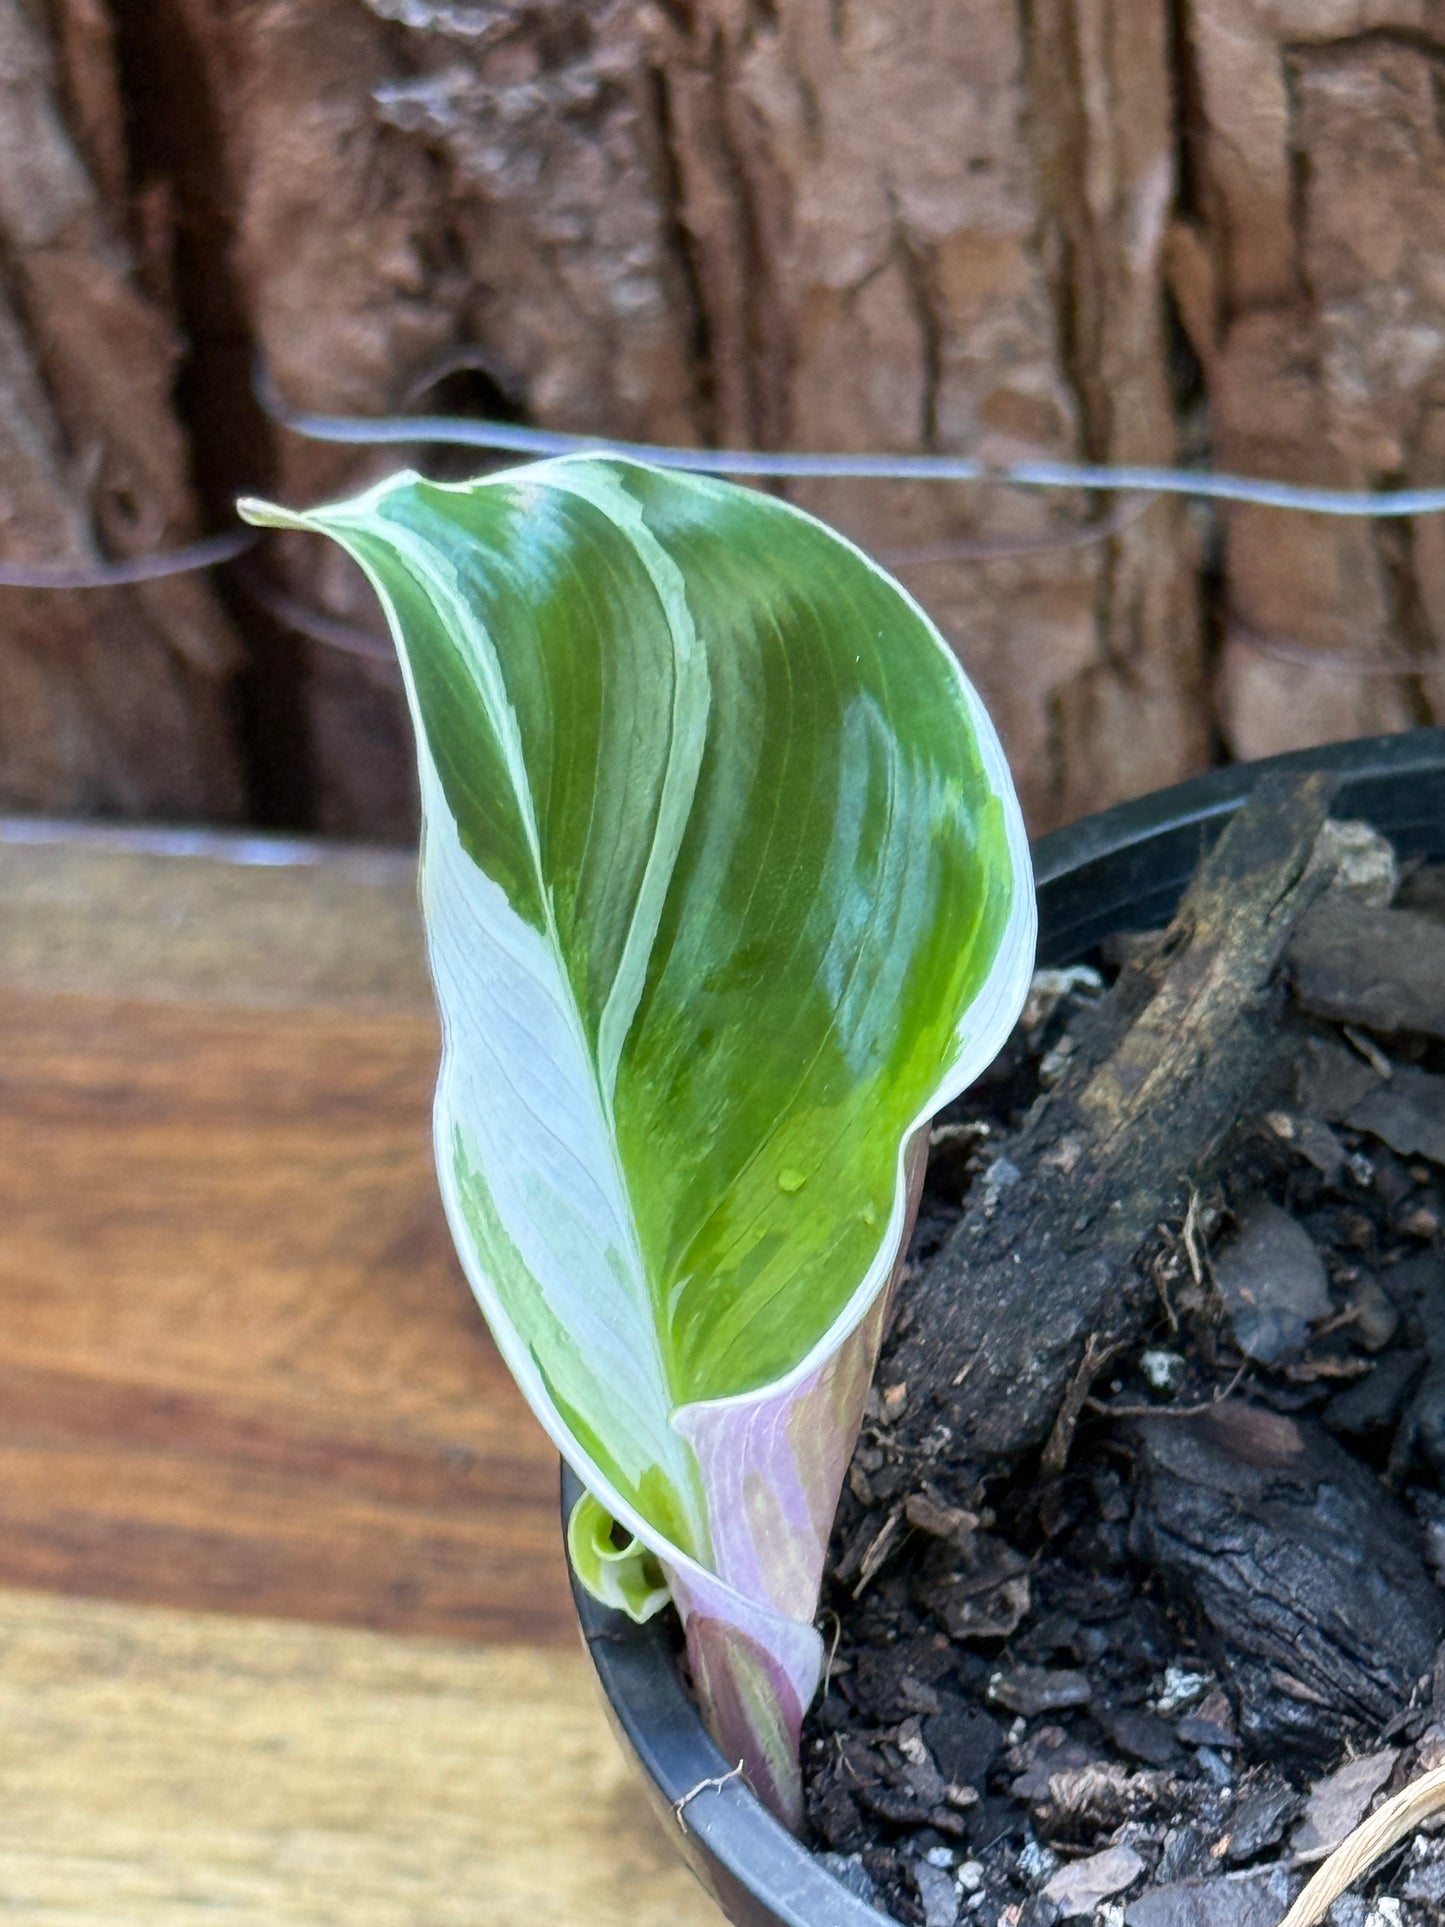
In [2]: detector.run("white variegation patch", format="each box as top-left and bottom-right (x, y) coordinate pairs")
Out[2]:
(419, 737), (709, 1552)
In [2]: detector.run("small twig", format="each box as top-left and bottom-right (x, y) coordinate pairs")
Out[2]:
(1150, 1235), (1182, 1335)
(1341, 1024), (1393, 1081)
(1181, 1185), (1210, 1292)
(673, 1761), (746, 1830)
(851, 1505), (905, 1599)
(819, 1608), (845, 1695)
(1276, 1762), (1445, 1926)
(1086, 1362), (1249, 1422)
(1039, 1333), (1125, 1481)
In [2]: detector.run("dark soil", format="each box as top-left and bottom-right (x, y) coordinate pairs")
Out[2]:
(802, 836), (1445, 1927)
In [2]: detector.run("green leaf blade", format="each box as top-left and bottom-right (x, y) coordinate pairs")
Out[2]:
(240, 456), (1035, 1824)
(599, 463), (1023, 1401)
(336, 473), (710, 1059)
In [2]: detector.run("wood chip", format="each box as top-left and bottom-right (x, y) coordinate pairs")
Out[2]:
(1043, 1843), (1146, 1917)
(1292, 1749), (1399, 1859)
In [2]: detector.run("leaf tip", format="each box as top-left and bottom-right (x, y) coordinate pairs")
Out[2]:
(236, 495), (314, 533)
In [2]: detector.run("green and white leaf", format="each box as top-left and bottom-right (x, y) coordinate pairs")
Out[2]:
(239, 456), (1035, 1823)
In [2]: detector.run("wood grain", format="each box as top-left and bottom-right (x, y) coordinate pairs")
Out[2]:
(0, 1584), (722, 1925)
(0, 826), (567, 1641)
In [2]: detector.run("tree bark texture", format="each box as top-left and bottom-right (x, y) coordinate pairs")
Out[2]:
(4, 0), (1444, 834)
(0, 0), (243, 818)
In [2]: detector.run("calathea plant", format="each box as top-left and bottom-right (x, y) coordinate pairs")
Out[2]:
(241, 458), (1035, 1828)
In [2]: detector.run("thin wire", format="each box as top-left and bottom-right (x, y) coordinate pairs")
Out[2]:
(880, 493), (1153, 566)
(1230, 618), (1445, 678)
(0, 437), (1141, 597)
(255, 362), (1445, 518)
(4, 369), (1444, 609)
(239, 570), (400, 666)
(0, 528), (255, 590)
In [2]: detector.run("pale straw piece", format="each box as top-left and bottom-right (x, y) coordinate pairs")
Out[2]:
(1277, 1763), (1445, 1927)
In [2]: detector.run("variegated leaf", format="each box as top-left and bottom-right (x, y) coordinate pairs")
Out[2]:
(240, 457), (1034, 1824)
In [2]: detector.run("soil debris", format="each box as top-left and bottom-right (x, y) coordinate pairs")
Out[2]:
(1212, 1200), (1332, 1364)
(1290, 897), (1445, 1041)
(1291, 1751), (1399, 1860)
(988, 1668), (1093, 1718)
(1042, 1841), (1146, 1916)
(802, 801), (1445, 1926)
(1347, 1068), (1445, 1166)
(1124, 1867), (1301, 1927)
(912, 1854), (960, 1927)
(1220, 1779), (1298, 1863)
(1128, 1407), (1443, 1758)
(923, 1537), (1032, 1643)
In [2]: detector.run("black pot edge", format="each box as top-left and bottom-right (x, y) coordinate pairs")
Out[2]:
(564, 726), (1445, 1927)
(1033, 727), (1445, 966)
(564, 1466), (857, 1927)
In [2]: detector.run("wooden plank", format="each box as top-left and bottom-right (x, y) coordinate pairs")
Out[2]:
(0, 823), (432, 1010)
(0, 826), (567, 1640)
(0, 1584), (722, 1925)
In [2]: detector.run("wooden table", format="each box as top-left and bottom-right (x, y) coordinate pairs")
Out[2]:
(0, 821), (724, 1925)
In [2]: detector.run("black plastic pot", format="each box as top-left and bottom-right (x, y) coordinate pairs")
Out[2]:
(564, 727), (1445, 1927)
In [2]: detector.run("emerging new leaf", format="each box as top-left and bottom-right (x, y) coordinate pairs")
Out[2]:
(240, 458), (1035, 1826)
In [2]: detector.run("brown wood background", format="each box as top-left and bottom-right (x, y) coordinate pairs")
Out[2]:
(2, 0), (1443, 841)
(0, 821), (724, 1923)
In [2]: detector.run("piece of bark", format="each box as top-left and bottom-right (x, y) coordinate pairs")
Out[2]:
(0, 0), (244, 819)
(1289, 896), (1445, 1042)
(883, 772), (1339, 1486)
(1043, 1842), (1146, 1918)
(1324, 1351), (1423, 1445)
(1347, 1065), (1445, 1168)
(1125, 1866), (1301, 1927)
(1128, 1403), (1443, 1763)
(1291, 1751), (1398, 1861)
(1210, 1198), (1332, 1367)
